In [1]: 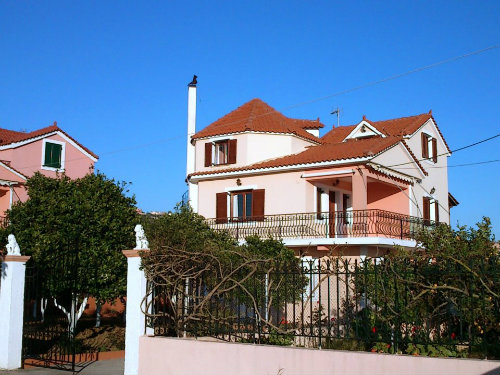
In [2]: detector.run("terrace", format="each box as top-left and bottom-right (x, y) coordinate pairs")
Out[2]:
(205, 209), (427, 244)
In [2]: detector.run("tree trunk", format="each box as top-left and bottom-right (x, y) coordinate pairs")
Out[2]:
(40, 298), (48, 322)
(54, 293), (88, 337)
(95, 301), (102, 328)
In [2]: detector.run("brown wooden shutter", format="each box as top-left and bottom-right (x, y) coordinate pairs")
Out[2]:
(216, 192), (227, 224)
(423, 196), (430, 225)
(434, 199), (439, 224)
(252, 189), (265, 221)
(316, 188), (323, 220)
(421, 133), (428, 159)
(228, 139), (237, 164)
(432, 138), (438, 163)
(205, 143), (212, 167)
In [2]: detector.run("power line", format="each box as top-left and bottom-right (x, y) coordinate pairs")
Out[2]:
(384, 133), (500, 169)
(395, 159), (500, 169)
(7, 45), (500, 171)
(196, 44), (500, 134)
(281, 44), (500, 111)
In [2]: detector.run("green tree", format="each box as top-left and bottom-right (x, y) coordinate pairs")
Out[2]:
(349, 218), (500, 358)
(140, 205), (306, 338)
(2, 172), (137, 332)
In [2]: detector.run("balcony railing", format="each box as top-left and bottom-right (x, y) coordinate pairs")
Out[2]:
(206, 209), (428, 241)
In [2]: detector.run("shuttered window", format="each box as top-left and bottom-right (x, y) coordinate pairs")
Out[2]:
(216, 192), (228, 223)
(423, 196), (439, 225)
(228, 139), (237, 164)
(204, 143), (212, 167)
(421, 133), (438, 163)
(205, 139), (237, 166)
(432, 138), (438, 163)
(423, 196), (431, 225)
(252, 189), (265, 221)
(421, 133), (429, 159)
(43, 142), (63, 169)
(217, 188), (265, 222)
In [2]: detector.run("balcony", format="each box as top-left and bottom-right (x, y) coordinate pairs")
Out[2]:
(205, 209), (427, 243)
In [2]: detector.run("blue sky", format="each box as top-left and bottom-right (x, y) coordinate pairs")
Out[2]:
(1, 1), (499, 237)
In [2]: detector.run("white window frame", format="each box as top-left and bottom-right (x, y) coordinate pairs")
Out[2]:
(429, 198), (438, 222)
(41, 138), (66, 172)
(212, 140), (229, 166)
(422, 131), (436, 165)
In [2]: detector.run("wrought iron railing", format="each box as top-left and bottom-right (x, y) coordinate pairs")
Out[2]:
(146, 257), (499, 358)
(205, 209), (427, 241)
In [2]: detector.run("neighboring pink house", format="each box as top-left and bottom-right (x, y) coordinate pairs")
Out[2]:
(0, 122), (98, 219)
(185, 82), (458, 257)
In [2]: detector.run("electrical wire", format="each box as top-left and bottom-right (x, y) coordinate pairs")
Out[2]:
(383, 133), (500, 169)
(281, 44), (500, 111)
(6, 45), (500, 171)
(390, 159), (500, 169)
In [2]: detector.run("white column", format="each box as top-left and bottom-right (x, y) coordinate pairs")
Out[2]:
(123, 249), (148, 375)
(0, 255), (31, 370)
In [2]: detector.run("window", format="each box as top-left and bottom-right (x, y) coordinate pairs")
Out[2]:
(215, 189), (265, 223)
(421, 133), (437, 163)
(423, 196), (439, 225)
(231, 190), (253, 220)
(205, 139), (237, 167)
(214, 141), (228, 165)
(43, 140), (64, 169)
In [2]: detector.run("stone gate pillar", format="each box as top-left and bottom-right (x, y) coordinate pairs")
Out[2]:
(123, 249), (148, 375)
(0, 254), (31, 370)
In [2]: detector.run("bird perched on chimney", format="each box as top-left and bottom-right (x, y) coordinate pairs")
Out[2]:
(189, 75), (197, 86)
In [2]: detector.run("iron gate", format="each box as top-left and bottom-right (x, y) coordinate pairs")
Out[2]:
(22, 252), (95, 372)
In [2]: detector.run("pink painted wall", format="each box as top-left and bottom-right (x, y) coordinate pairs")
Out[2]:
(0, 134), (95, 180)
(196, 165), (411, 220)
(0, 188), (10, 217)
(0, 133), (96, 216)
(138, 336), (500, 375)
(197, 170), (314, 219)
(367, 181), (409, 215)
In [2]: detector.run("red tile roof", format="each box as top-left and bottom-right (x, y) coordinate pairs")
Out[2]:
(192, 99), (324, 143)
(190, 136), (402, 177)
(0, 123), (98, 159)
(192, 107), (449, 176)
(322, 112), (451, 153)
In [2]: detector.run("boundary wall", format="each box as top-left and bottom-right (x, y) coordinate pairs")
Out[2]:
(138, 336), (500, 375)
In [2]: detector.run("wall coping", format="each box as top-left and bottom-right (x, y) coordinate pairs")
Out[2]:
(122, 249), (150, 258)
(1, 255), (31, 263)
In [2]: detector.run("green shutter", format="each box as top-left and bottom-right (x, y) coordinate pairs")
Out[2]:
(44, 142), (62, 168)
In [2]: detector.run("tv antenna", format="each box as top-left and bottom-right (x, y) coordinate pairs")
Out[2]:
(331, 107), (342, 128)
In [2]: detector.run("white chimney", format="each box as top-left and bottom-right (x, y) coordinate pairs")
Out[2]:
(186, 75), (198, 212)
(186, 75), (197, 177)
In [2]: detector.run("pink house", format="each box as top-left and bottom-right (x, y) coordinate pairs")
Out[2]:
(185, 81), (458, 257)
(0, 122), (98, 220)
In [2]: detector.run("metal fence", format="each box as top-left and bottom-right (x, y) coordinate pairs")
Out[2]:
(145, 257), (499, 359)
(205, 210), (427, 241)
